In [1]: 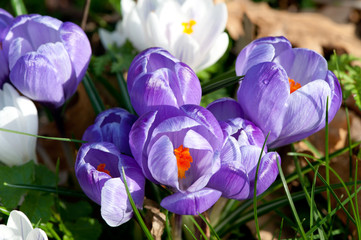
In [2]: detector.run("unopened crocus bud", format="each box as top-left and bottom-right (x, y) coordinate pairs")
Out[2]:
(2, 14), (91, 108)
(127, 47), (201, 116)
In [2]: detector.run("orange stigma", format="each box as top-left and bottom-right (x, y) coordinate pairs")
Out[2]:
(289, 78), (301, 93)
(174, 145), (193, 179)
(182, 20), (196, 34)
(97, 163), (112, 177)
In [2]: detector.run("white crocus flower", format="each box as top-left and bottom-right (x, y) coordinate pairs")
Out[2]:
(99, 21), (127, 49)
(0, 210), (48, 240)
(100, 0), (229, 72)
(0, 83), (38, 166)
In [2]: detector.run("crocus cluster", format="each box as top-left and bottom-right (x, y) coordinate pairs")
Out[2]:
(75, 35), (341, 226)
(0, 8), (91, 108)
(99, 0), (229, 72)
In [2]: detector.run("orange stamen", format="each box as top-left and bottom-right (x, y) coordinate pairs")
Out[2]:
(289, 78), (301, 93)
(97, 163), (112, 177)
(174, 145), (193, 179)
(182, 20), (196, 34)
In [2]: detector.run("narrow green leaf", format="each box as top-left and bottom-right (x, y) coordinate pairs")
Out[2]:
(0, 207), (10, 216)
(325, 97), (331, 218)
(201, 76), (243, 95)
(116, 72), (136, 115)
(184, 224), (198, 240)
(82, 73), (106, 115)
(197, 213), (220, 240)
(254, 132), (270, 240)
(278, 218), (284, 240)
(165, 210), (172, 240)
(121, 167), (154, 240)
(0, 128), (86, 143)
(11, 0), (27, 15)
(276, 157), (307, 239)
(190, 216), (208, 240)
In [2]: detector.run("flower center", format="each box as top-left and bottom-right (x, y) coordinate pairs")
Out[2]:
(174, 145), (193, 179)
(182, 20), (196, 34)
(289, 78), (301, 93)
(97, 163), (112, 177)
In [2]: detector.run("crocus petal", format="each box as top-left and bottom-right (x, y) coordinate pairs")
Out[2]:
(235, 36), (291, 76)
(273, 48), (328, 86)
(270, 80), (331, 148)
(237, 62), (289, 143)
(148, 135), (179, 189)
(26, 229), (48, 240)
(7, 210), (33, 239)
(0, 226), (19, 240)
(100, 178), (133, 227)
(207, 98), (244, 121)
(239, 146), (280, 197)
(10, 52), (65, 107)
(8, 37), (33, 70)
(325, 70), (342, 122)
(160, 188), (222, 215)
(173, 34), (199, 69)
(124, 6), (149, 50)
(59, 22), (91, 83)
(75, 142), (121, 204)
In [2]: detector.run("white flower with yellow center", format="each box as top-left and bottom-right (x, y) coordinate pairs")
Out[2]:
(100, 0), (229, 72)
(0, 83), (38, 166)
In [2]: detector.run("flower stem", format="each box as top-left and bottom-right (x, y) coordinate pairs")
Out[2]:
(172, 214), (182, 240)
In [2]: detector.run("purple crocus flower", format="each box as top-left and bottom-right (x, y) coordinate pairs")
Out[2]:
(129, 105), (223, 215)
(0, 9), (13, 85)
(82, 108), (137, 156)
(127, 47), (202, 116)
(236, 36), (342, 148)
(75, 142), (145, 226)
(207, 98), (280, 199)
(2, 14), (91, 108)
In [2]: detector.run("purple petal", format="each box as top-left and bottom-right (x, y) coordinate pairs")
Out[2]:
(325, 70), (342, 122)
(100, 178), (133, 227)
(10, 52), (65, 108)
(8, 37), (33, 70)
(237, 62), (289, 143)
(75, 142), (121, 204)
(239, 146), (280, 197)
(59, 22), (91, 82)
(160, 188), (222, 215)
(270, 79), (331, 148)
(148, 135), (179, 188)
(207, 98), (244, 121)
(236, 36), (291, 76)
(273, 48), (328, 86)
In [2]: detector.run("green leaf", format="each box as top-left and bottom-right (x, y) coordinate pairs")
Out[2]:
(64, 218), (102, 240)
(20, 191), (54, 223)
(60, 201), (93, 222)
(34, 164), (56, 187)
(0, 161), (34, 209)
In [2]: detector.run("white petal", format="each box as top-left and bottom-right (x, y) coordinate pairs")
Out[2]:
(123, 6), (149, 50)
(26, 229), (48, 240)
(195, 32), (229, 71)
(172, 34), (199, 70)
(6, 211), (33, 240)
(0, 225), (22, 240)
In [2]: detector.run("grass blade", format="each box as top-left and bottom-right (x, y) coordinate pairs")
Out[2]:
(82, 73), (106, 115)
(201, 75), (243, 95)
(184, 224), (198, 240)
(190, 216), (208, 240)
(121, 167), (154, 240)
(11, 0), (27, 15)
(197, 213), (220, 240)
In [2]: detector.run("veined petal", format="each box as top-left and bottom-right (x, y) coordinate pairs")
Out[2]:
(194, 32), (228, 72)
(207, 98), (244, 121)
(172, 34), (199, 70)
(325, 70), (342, 122)
(26, 229), (48, 240)
(148, 135), (179, 189)
(235, 36), (291, 76)
(100, 178), (132, 227)
(124, 6), (149, 50)
(270, 79), (331, 148)
(8, 37), (33, 70)
(7, 210), (33, 239)
(160, 188), (222, 215)
(273, 48), (328, 86)
(237, 62), (289, 143)
(0, 225), (20, 240)
(59, 22), (91, 83)
(10, 52), (65, 108)
(145, 12), (168, 48)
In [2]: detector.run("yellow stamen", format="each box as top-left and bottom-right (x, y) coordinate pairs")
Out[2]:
(97, 163), (112, 177)
(182, 20), (196, 34)
(289, 78), (301, 93)
(174, 145), (193, 179)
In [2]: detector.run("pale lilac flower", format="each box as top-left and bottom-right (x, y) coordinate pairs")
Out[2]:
(129, 105), (224, 215)
(236, 36), (342, 148)
(127, 48), (201, 116)
(2, 14), (91, 108)
(0, 8), (13, 85)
